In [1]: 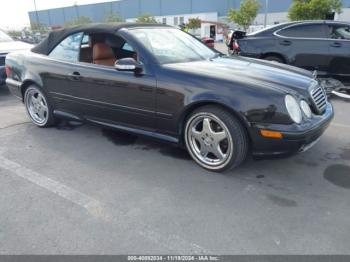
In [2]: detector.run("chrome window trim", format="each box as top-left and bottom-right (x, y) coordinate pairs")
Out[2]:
(274, 21), (350, 41)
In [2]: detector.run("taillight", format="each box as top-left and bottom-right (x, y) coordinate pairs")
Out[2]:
(232, 41), (239, 50)
(5, 65), (11, 77)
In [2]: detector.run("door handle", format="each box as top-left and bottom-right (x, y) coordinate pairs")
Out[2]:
(280, 40), (292, 46)
(68, 72), (81, 81)
(331, 42), (342, 47)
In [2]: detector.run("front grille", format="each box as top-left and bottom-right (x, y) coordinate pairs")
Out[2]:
(311, 85), (327, 114)
(0, 55), (5, 66)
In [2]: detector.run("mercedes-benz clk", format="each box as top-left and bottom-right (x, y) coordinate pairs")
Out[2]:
(5, 23), (334, 172)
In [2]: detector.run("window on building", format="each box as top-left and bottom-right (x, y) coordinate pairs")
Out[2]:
(179, 17), (184, 25)
(278, 24), (327, 38)
(174, 17), (179, 26)
(162, 17), (167, 25)
(49, 32), (83, 62)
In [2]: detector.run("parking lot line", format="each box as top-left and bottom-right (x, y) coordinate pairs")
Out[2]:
(0, 122), (31, 130)
(0, 155), (210, 253)
(0, 155), (104, 218)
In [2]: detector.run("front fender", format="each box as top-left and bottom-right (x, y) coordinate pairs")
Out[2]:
(182, 91), (251, 127)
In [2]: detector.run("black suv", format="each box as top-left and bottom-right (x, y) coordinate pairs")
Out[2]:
(229, 21), (350, 83)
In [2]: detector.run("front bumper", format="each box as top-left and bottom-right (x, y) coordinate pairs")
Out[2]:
(250, 102), (334, 158)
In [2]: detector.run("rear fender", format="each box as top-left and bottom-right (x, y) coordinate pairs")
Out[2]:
(20, 72), (44, 100)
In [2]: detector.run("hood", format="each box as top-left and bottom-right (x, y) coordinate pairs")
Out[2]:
(0, 41), (33, 54)
(164, 56), (315, 94)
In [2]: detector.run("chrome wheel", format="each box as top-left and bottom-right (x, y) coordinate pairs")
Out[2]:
(185, 113), (233, 169)
(25, 88), (49, 125)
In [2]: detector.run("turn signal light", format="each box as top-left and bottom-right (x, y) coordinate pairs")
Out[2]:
(260, 130), (283, 139)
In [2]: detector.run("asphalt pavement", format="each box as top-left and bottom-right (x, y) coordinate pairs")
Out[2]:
(0, 81), (350, 255)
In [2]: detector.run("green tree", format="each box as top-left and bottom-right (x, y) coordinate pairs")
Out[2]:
(227, 0), (260, 30)
(288, 0), (342, 20)
(135, 13), (157, 23)
(30, 22), (48, 33)
(7, 30), (21, 39)
(64, 16), (92, 27)
(104, 10), (124, 23)
(187, 18), (201, 29)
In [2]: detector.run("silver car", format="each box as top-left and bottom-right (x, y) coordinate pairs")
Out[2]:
(0, 30), (32, 85)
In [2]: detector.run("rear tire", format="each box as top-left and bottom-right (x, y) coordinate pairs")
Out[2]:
(184, 106), (249, 172)
(264, 55), (284, 63)
(24, 85), (56, 127)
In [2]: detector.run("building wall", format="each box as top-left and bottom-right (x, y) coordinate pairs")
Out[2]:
(253, 8), (350, 26)
(336, 8), (350, 21)
(27, 0), (294, 27)
(28, 0), (350, 28)
(254, 12), (289, 26)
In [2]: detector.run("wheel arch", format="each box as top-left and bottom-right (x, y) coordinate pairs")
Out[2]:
(261, 52), (287, 63)
(178, 100), (252, 145)
(20, 79), (43, 101)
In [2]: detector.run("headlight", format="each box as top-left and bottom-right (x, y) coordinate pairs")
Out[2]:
(285, 95), (302, 124)
(300, 100), (312, 118)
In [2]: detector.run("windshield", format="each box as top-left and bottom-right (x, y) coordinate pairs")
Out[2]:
(0, 30), (13, 42)
(128, 28), (216, 64)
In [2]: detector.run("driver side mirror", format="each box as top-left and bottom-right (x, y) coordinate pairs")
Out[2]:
(114, 58), (143, 74)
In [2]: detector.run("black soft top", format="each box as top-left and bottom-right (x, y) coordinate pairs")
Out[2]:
(32, 23), (169, 55)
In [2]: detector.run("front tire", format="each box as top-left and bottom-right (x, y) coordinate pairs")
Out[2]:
(184, 106), (249, 172)
(264, 55), (284, 63)
(24, 85), (56, 127)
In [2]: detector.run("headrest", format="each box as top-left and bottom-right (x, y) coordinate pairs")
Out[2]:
(93, 43), (114, 60)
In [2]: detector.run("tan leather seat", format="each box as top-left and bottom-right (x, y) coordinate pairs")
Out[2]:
(93, 43), (116, 66)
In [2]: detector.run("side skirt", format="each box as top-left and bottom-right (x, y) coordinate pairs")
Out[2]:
(53, 110), (85, 122)
(88, 118), (179, 144)
(53, 110), (179, 144)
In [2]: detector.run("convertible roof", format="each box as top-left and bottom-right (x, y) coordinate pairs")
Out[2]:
(31, 23), (170, 55)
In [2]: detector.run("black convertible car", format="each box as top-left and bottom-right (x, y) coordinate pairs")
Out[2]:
(6, 23), (333, 172)
(229, 20), (350, 83)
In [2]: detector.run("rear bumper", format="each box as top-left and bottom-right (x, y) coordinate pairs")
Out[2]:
(251, 102), (334, 158)
(5, 78), (22, 99)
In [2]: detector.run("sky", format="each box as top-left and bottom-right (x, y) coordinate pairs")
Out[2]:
(1, 0), (113, 30)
